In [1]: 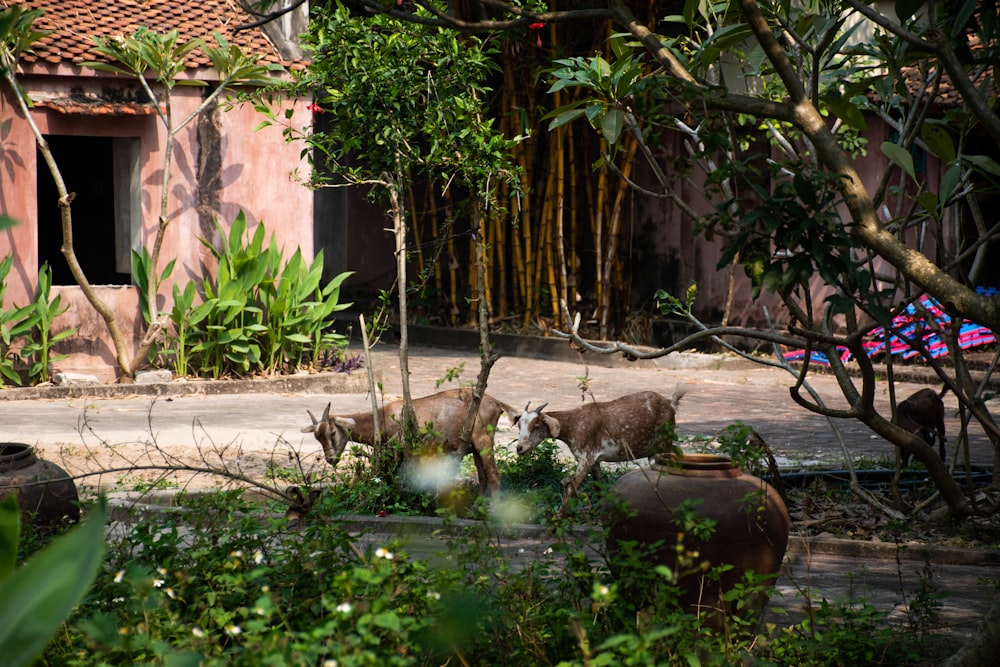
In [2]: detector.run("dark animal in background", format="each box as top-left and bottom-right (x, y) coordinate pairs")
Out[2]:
(896, 387), (948, 466)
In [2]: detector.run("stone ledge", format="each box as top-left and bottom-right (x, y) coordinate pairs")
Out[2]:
(0, 370), (371, 401)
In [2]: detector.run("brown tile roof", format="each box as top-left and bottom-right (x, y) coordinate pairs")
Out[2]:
(2, 0), (286, 69)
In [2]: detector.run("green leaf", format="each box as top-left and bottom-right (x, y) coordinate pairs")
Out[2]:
(0, 499), (106, 667)
(821, 92), (866, 132)
(963, 154), (1000, 178)
(940, 162), (961, 204)
(881, 142), (916, 182)
(915, 191), (939, 213)
(601, 109), (625, 144)
(372, 611), (403, 632)
(0, 495), (19, 585)
(920, 120), (955, 163)
(547, 108), (586, 131)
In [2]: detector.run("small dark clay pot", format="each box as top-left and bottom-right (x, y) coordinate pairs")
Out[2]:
(0, 442), (80, 530)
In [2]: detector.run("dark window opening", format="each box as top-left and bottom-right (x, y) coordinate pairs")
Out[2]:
(37, 135), (140, 286)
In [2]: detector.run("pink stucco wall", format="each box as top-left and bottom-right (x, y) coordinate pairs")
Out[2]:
(0, 68), (313, 381)
(630, 117), (951, 338)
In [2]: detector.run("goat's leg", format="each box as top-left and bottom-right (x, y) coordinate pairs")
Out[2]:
(470, 448), (488, 496)
(589, 462), (602, 483)
(562, 457), (593, 501)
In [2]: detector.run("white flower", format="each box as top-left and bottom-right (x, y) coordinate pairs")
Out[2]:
(261, 585), (270, 593)
(192, 627), (205, 638)
(375, 547), (394, 560)
(153, 578), (165, 588)
(426, 591), (441, 600)
(226, 624), (242, 636)
(253, 550), (264, 565)
(598, 585), (610, 597)
(113, 570), (124, 583)
(336, 602), (352, 614)
(165, 588), (176, 599)
(323, 660), (339, 667)
(230, 550), (244, 559)
(255, 606), (266, 616)
(543, 547), (554, 555)
(157, 567), (167, 576)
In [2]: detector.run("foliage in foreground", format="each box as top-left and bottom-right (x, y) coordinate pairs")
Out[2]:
(24, 479), (956, 667)
(0, 496), (105, 667)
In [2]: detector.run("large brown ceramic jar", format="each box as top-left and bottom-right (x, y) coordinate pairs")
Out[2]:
(604, 453), (789, 624)
(0, 442), (80, 530)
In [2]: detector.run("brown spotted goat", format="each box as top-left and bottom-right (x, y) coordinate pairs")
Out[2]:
(303, 388), (514, 496)
(896, 387), (948, 466)
(515, 390), (683, 508)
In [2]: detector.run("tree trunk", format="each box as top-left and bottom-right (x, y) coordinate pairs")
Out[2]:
(387, 169), (415, 437)
(460, 197), (498, 457)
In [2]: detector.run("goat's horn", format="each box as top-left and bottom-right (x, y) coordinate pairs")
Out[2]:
(536, 402), (548, 413)
(306, 409), (318, 426)
(523, 402), (531, 412)
(322, 402), (331, 422)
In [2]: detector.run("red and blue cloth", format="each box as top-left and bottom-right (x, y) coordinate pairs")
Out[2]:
(784, 290), (997, 366)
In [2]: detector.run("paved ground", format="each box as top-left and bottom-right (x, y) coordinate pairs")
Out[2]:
(5, 343), (990, 468)
(3, 341), (999, 648)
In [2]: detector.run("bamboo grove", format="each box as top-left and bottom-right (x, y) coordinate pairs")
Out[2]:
(403, 17), (648, 341)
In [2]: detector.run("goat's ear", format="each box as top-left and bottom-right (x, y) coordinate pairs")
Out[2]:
(333, 416), (356, 430)
(542, 413), (561, 438)
(322, 403), (332, 422)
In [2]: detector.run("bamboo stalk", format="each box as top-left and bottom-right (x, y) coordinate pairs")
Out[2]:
(534, 147), (555, 327)
(599, 136), (638, 339)
(494, 181), (508, 319)
(519, 140), (535, 327)
(425, 180), (443, 293)
(594, 154), (608, 329)
(554, 112), (568, 327)
(443, 191), (459, 325)
(467, 222), (478, 327)
(408, 181), (424, 278)
(566, 109), (579, 308)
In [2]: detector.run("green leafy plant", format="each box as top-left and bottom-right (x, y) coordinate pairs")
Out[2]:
(0, 253), (32, 386)
(0, 495), (106, 667)
(16, 263), (76, 384)
(157, 211), (352, 379)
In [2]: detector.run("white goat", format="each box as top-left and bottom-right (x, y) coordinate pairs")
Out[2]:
(515, 390), (682, 505)
(303, 388), (514, 496)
